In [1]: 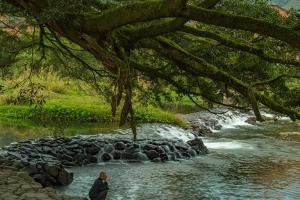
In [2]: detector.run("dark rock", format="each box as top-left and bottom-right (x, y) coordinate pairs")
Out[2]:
(197, 124), (213, 135)
(174, 142), (190, 151)
(44, 165), (59, 177)
(62, 153), (73, 162)
(42, 146), (52, 153)
(143, 144), (156, 151)
(113, 151), (122, 160)
(101, 153), (112, 162)
(32, 173), (46, 184)
(152, 158), (161, 162)
(86, 145), (100, 155)
(181, 152), (191, 158)
(160, 153), (168, 162)
(187, 138), (209, 154)
(145, 150), (159, 160)
(121, 152), (137, 160)
(57, 169), (73, 186)
(245, 117), (257, 125)
(155, 146), (165, 154)
(89, 156), (98, 163)
(114, 142), (126, 150)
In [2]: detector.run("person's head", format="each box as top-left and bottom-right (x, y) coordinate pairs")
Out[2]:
(99, 171), (107, 181)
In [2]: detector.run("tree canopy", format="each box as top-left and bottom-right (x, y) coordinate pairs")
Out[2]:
(1, 0), (300, 139)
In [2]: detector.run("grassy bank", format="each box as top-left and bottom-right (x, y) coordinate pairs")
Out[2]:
(0, 72), (189, 130)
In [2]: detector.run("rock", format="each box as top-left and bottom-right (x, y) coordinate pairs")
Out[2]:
(152, 158), (161, 162)
(114, 142), (126, 150)
(181, 152), (191, 158)
(44, 165), (59, 177)
(187, 138), (209, 154)
(160, 153), (168, 162)
(245, 117), (257, 125)
(32, 173), (46, 184)
(57, 169), (73, 186)
(0, 168), (84, 200)
(174, 142), (190, 151)
(135, 152), (148, 161)
(113, 151), (122, 160)
(89, 156), (98, 163)
(155, 146), (165, 154)
(86, 145), (100, 155)
(101, 153), (113, 162)
(279, 132), (300, 141)
(145, 150), (159, 160)
(143, 144), (157, 151)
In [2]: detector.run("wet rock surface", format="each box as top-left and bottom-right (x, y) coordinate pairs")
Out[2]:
(0, 167), (86, 200)
(0, 134), (208, 187)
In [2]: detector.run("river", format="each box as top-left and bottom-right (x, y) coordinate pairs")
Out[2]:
(51, 116), (299, 200)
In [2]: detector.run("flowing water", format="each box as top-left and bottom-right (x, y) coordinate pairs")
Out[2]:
(53, 116), (300, 200)
(271, 0), (300, 9)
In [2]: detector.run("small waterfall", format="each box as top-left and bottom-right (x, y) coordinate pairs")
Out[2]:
(216, 111), (252, 130)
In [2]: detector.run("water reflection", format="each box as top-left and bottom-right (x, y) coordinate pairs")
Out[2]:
(0, 121), (124, 147)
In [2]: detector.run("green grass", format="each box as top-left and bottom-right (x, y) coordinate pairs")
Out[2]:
(0, 71), (189, 129)
(0, 93), (188, 128)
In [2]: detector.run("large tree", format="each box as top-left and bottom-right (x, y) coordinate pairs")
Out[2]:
(1, 0), (300, 139)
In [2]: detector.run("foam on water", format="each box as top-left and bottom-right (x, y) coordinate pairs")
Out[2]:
(217, 111), (252, 130)
(204, 141), (255, 150)
(155, 126), (195, 142)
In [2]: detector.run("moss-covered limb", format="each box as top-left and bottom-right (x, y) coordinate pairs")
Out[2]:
(199, 0), (222, 8)
(75, 0), (187, 34)
(111, 0), (221, 45)
(181, 6), (300, 49)
(10, 0), (300, 50)
(114, 18), (188, 45)
(251, 74), (300, 86)
(136, 38), (300, 119)
(180, 25), (300, 68)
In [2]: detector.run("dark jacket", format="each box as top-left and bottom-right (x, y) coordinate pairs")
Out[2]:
(89, 178), (109, 199)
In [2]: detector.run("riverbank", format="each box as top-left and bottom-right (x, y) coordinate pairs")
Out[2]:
(0, 166), (86, 200)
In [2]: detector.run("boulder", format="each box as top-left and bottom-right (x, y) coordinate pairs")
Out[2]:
(174, 142), (190, 151)
(245, 117), (256, 125)
(86, 145), (100, 155)
(114, 142), (126, 150)
(101, 153), (112, 162)
(113, 151), (122, 160)
(187, 138), (209, 154)
(57, 169), (73, 186)
(145, 150), (159, 160)
(44, 165), (59, 177)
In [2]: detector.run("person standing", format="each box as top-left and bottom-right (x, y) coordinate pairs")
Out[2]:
(89, 171), (109, 200)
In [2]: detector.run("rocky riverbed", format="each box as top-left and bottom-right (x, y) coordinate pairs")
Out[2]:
(0, 133), (208, 187)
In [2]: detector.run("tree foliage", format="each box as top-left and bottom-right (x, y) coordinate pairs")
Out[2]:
(1, 0), (300, 138)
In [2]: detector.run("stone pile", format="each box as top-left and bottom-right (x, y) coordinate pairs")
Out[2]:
(0, 135), (208, 187)
(0, 167), (86, 200)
